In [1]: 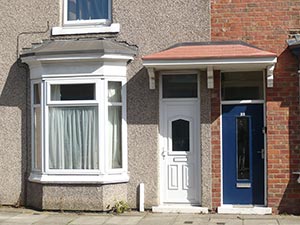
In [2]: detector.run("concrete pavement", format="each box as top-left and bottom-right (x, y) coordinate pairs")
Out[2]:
(0, 207), (299, 225)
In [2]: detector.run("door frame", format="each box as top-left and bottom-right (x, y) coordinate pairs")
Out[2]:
(220, 72), (267, 207)
(158, 70), (201, 205)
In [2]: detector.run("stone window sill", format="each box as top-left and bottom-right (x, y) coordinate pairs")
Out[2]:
(52, 23), (120, 36)
(28, 172), (129, 184)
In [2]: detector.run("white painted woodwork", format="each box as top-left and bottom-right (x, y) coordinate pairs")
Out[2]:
(160, 100), (200, 204)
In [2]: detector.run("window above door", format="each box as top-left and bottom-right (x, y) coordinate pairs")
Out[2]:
(221, 71), (264, 101)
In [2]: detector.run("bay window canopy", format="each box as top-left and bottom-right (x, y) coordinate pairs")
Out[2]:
(21, 39), (136, 184)
(142, 41), (277, 89)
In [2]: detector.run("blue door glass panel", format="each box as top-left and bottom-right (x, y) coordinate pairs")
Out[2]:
(222, 104), (264, 204)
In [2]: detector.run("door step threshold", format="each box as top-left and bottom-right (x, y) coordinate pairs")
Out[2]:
(152, 205), (209, 214)
(218, 205), (272, 215)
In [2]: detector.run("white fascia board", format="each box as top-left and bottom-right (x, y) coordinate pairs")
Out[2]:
(143, 57), (277, 70)
(29, 53), (133, 63)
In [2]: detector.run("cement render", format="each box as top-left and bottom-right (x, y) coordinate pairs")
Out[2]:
(199, 74), (212, 208)
(0, 0), (210, 210)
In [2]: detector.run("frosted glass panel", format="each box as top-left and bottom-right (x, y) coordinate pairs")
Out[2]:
(172, 119), (190, 151)
(237, 116), (250, 180)
(34, 107), (42, 169)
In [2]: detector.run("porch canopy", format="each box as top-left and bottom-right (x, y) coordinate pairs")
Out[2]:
(142, 41), (277, 89)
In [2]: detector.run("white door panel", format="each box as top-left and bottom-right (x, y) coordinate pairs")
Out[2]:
(161, 100), (200, 204)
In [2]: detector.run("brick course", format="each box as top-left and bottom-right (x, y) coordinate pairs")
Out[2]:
(211, 0), (300, 214)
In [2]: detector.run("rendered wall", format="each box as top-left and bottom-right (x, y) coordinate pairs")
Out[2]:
(211, 0), (300, 214)
(0, 0), (210, 209)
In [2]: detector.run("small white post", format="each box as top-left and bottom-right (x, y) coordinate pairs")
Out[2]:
(139, 183), (144, 212)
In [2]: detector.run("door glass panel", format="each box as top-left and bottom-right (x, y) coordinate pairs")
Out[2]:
(237, 116), (250, 180)
(222, 72), (263, 100)
(172, 119), (190, 151)
(163, 75), (197, 98)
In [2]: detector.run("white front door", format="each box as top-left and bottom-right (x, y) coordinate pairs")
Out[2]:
(160, 73), (200, 205)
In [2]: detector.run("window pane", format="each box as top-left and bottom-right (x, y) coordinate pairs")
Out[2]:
(67, 0), (109, 21)
(163, 75), (197, 98)
(172, 119), (190, 151)
(51, 84), (95, 101)
(49, 106), (99, 169)
(108, 82), (122, 103)
(34, 107), (42, 169)
(237, 117), (250, 180)
(108, 106), (122, 168)
(34, 83), (41, 104)
(222, 72), (263, 100)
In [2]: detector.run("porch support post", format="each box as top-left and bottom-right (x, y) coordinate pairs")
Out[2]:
(147, 67), (155, 90)
(207, 66), (214, 89)
(267, 64), (275, 88)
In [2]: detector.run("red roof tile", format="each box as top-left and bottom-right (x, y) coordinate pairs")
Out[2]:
(143, 43), (277, 61)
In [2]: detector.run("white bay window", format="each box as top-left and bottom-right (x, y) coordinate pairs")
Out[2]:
(22, 39), (136, 183)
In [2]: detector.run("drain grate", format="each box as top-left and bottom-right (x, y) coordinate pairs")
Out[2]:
(184, 221), (193, 224)
(216, 223), (226, 225)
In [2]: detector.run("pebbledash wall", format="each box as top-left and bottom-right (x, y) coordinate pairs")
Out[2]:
(0, 1), (210, 210)
(211, 0), (300, 214)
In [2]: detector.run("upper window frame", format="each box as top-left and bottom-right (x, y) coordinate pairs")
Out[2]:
(63, 0), (112, 26)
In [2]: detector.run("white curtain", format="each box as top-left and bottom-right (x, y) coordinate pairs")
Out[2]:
(108, 81), (122, 169)
(108, 106), (122, 169)
(49, 106), (98, 169)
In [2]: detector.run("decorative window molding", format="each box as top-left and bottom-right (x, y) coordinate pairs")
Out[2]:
(21, 39), (136, 184)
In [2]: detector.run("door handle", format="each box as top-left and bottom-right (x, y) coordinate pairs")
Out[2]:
(257, 149), (265, 159)
(161, 148), (166, 159)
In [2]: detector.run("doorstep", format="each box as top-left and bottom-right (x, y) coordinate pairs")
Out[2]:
(152, 205), (209, 213)
(218, 205), (272, 215)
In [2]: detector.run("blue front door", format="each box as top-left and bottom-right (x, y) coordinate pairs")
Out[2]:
(222, 104), (264, 205)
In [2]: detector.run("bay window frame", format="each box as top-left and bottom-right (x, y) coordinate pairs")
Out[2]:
(30, 77), (128, 183)
(31, 80), (44, 173)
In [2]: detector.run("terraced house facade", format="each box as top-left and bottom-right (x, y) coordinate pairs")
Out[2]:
(0, 0), (299, 214)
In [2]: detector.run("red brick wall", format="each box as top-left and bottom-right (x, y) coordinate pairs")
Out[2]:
(211, 0), (300, 214)
(211, 71), (221, 211)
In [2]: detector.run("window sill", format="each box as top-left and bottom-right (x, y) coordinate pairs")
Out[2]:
(52, 23), (120, 36)
(28, 172), (129, 184)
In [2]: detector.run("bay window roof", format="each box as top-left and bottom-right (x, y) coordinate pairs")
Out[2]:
(22, 39), (136, 58)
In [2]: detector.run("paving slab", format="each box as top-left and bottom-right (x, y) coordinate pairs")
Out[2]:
(208, 218), (243, 225)
(0, 213), (48, 224)
(0, 212), (21, 223)
(70, 215), (111, 225)
(137, 214), (177, 225)
(34, 214), (78, 225)
(173, 214), (210, 225)
(277, 218), (300, 225)
(105, 215), (143, 225)
(243, 219), (278, 225)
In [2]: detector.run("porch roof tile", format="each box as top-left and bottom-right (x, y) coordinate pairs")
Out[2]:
(143, 41), (277, 61)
